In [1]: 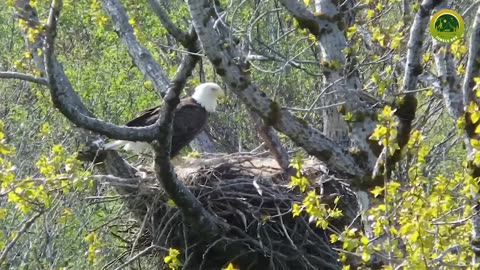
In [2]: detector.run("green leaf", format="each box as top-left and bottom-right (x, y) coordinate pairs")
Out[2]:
(360, 236), (369, 245)
(0, 208), (6, 220)
(167, 199), (177, 207)
(471, 139), (480, 149)
(370, 186), (385, 197)
(366, 9), (375, 19)
(410, 230), (419, 242)
(471, 111), (480, 124)
(362, 250), (371, 262)
(84, 232), (96, 243)
(292, 203), (302, 217)
(334, 196), (340, 204)
(330, 234), (339, 243)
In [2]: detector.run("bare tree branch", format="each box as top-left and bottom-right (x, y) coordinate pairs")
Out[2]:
(463, 1), (480, 17)
(100, 0), (170, 97)
(146, 0), (189, 46)
(69, 0), (222, 238)
(0, 71), (48, 86)
(249, 110), (290, 172)
(430, 245), (462, 266)
(190, 130), (217, 153)
(204, 4), (291, 173)
(431, 1), (466, 155)
(463, 7), (480, 112)
(145, 2), (220, 153)
(277, 0), (322, 36)
(402, 0), (411, 22)
(403, 0), (441, 92)
(113, 245), (168, 270)
(105, 0), (220, 153)
(433, 44), (463, 120)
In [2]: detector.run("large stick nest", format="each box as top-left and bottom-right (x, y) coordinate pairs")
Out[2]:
(106, 154), (361, 270)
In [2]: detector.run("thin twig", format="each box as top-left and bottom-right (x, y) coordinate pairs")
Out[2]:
(113, 245), (167, 270)
(0, 211), (43, 264)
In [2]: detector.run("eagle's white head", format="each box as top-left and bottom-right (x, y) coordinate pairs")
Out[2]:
(192, 82), (225, 113)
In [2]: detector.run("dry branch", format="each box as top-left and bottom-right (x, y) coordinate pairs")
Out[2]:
(100, 0), (170, 97)
(0, 71), (48, 86)
(146, 0), (189, 46)
(249, 103), (291, 173)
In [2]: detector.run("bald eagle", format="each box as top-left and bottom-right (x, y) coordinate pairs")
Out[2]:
(104, 82), (224, 157)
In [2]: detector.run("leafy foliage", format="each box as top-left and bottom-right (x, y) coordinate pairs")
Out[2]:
(164, 248), (182, 270)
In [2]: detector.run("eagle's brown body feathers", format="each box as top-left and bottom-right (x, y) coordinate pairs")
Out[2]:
(125, 97), (208, 157)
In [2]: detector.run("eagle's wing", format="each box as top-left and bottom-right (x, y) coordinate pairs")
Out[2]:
(105, 98), (208, 157)
(103, 106), (161, 152)
(125, 106), (162, 127)
(170, 98), (209, 157)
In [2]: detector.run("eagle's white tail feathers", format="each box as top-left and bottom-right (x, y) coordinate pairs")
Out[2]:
(104, 140), (128, 150)
(123, 142), (152, 154)
(104, 140), (151, 154)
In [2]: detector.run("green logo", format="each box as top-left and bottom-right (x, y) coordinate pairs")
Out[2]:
(430, 9), (464, 44)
